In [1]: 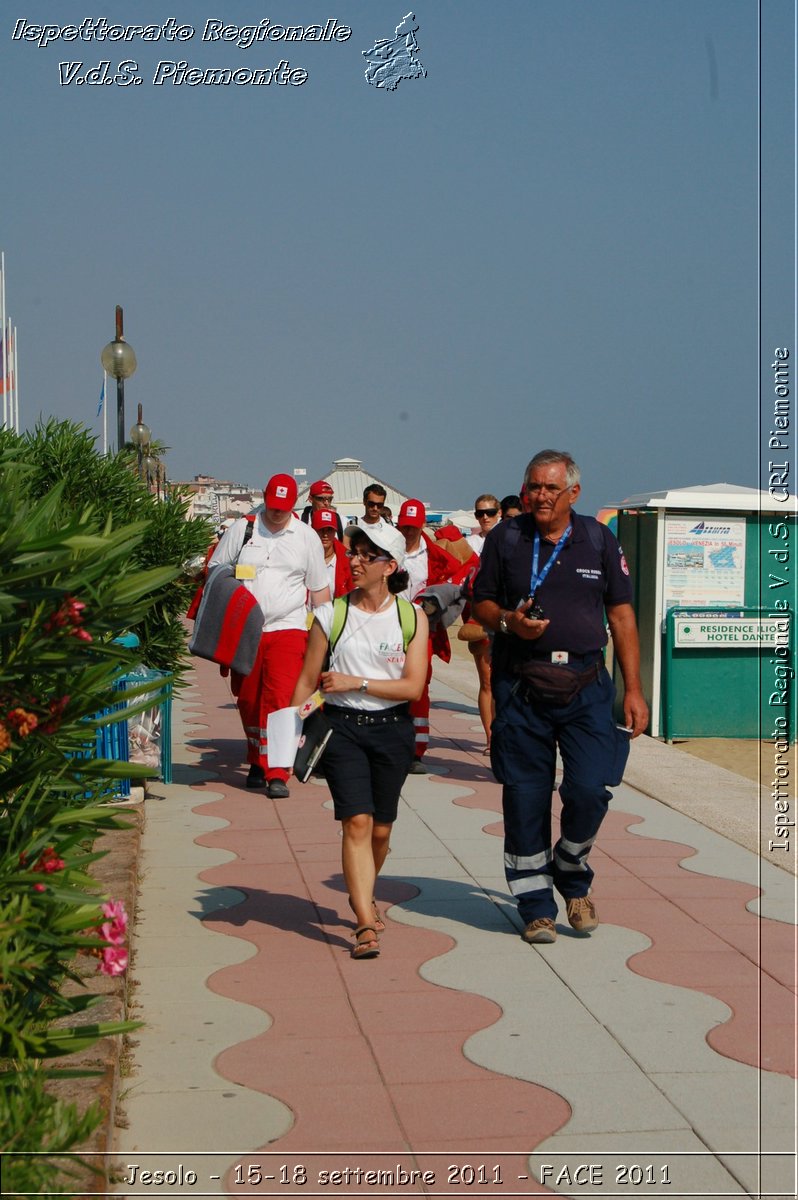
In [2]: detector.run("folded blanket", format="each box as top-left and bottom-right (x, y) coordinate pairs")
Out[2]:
(188, 565), (262, 674)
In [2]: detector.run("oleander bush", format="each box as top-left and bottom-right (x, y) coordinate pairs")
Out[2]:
(0, 418), (212, 675)
(0, 437), (202, 1195)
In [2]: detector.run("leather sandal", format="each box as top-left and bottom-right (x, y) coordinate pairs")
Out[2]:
(351, 926), (380, 959)
(349, 896), (385, 933)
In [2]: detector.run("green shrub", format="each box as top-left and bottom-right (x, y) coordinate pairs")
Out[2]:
(0, 418), (212, 676)
(0, 445), (192, 1193)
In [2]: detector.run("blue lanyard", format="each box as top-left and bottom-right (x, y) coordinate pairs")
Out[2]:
(530, 525), (571, 597)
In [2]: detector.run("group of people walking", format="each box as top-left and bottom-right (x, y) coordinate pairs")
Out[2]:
(203, 451), (647, 957)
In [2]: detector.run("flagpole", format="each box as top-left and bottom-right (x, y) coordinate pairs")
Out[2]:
(1, 253), (7, 430)
(13, 325), (19, 432)
(102, 370), (107, 454)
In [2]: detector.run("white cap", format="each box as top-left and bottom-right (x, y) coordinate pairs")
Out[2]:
(350, 522), (407, 567)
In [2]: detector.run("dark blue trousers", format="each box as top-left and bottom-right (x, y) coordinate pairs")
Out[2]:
(490, 667), (629, 923)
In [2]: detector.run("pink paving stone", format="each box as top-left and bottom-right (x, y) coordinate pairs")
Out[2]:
(367, 1031), (498, 1083)
(196, 829), (299, 864)
(217, 1034), (384, 1088)
(630, 948), (760, 989)
(391, 1080), (570, 1144)
(352, 989), (504, 1038)
(598, 898), (738, 953)
(584, 875), (659, 899)
(267, 1084), (411, 1150)
(706, 977), (796, 1074)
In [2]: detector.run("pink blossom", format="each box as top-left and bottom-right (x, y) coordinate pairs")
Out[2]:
(99, 946), (128, 976)
(100, 900), (128, 945)
(101, 900), (128, 925)
(101, 918), (127, 945)
(33, 883), (46, 893)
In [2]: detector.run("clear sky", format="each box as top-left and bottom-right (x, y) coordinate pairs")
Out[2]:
(3, 0), (795, 514)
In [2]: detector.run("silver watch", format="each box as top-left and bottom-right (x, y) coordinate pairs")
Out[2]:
(359, 679), (368, 693)
(498, 612), (510, 635)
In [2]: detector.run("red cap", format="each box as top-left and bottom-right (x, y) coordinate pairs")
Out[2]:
(309, 479), (334, 497)
(398, 499), (426, 528)
(264, 473), (298, 511)
(311, 509), (337, 531)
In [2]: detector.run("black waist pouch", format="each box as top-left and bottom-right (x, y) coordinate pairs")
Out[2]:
(513, 660), (600, 707)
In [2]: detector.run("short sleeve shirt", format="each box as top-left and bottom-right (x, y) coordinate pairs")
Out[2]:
(472, 512), (633, 671)
(212, 512), (328, 632)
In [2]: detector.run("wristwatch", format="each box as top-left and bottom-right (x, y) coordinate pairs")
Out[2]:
(359, 679), (369, 693)
(498, 612), (510, 635)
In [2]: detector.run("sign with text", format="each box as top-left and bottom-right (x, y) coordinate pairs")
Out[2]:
(674, 616), (788, 647)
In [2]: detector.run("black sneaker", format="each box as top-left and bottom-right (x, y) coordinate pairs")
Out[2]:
(267, 779), (290, 799)
(246, 765), (266, 789)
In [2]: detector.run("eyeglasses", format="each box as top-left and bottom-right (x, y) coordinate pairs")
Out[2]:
(475, 507), (498, 518)
(365, 500), (382, 508)
(346, 549), (389, 563)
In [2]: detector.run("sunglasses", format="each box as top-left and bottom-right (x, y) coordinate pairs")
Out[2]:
(346, 549), (389, 563)
(475, 507), (498, 518)
(365, 500), (383, 508)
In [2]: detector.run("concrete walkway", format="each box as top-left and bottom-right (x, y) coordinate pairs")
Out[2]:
(113, 656), (796, 1199)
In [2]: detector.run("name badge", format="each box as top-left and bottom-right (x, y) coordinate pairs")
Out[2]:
(235, 564), (256, 580)
(551, 650), (569, 664)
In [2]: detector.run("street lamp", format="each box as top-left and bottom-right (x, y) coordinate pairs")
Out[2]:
(129, 403), (151, 481)
(101, 305), (137, 453)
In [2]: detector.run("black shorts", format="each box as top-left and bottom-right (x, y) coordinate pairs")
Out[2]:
(323, 705), (415, 824)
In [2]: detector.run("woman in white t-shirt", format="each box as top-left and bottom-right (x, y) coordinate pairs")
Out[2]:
(292, 524), (429, 960)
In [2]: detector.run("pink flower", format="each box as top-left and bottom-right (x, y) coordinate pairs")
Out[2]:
(100, 899), (128, 945)
(101, 900), (127, 925)
(33, 883), (46, 893)
(99, 946), (128, 976)
(101, 918), (127, 945)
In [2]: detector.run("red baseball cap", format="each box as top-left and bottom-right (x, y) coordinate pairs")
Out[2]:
(311, 509), (337, 531)
(309, 479), (334, 497)
(264, 473), (298, 511)
(398, 499), (426, 528)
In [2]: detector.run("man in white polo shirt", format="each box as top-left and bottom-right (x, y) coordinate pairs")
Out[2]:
(212, 473), (330, 798)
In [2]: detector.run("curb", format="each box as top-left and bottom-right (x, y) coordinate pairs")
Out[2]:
(45, 801), (143, 1197)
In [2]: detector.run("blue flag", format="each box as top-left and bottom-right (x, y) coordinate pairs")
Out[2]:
(97, 378), (105, 417)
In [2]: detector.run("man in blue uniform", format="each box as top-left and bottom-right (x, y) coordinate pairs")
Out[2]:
(473, 450), (648, 944)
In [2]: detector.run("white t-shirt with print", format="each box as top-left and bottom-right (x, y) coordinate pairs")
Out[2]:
(314, 599), (407, 711)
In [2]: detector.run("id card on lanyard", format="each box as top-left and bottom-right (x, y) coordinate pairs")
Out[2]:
(526, 525), (571, 616)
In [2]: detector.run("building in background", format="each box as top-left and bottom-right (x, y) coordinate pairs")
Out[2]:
(173, 475), (262, 524)
(295, 456), (426, 525)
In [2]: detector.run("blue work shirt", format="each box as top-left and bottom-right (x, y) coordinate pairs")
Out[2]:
(473, 512), (633, 672)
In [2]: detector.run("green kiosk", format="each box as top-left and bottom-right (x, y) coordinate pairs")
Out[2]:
(614, 483), (796, 742)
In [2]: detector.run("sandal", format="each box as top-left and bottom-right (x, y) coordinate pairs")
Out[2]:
(349, 896), (385, 934)
(351, 926), (380, 959)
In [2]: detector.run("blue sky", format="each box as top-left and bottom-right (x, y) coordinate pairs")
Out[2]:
(3, 1), (795, 513)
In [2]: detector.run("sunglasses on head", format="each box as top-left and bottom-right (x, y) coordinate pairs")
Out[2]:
(475, 507), (498, 518)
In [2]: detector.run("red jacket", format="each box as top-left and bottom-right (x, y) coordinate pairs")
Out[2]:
(418, 532), (479, 662)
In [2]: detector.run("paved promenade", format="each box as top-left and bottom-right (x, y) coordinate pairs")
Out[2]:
(112, 655), (796, 1199)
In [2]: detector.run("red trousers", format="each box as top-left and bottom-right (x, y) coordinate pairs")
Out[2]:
(231, 628), (308, 782)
